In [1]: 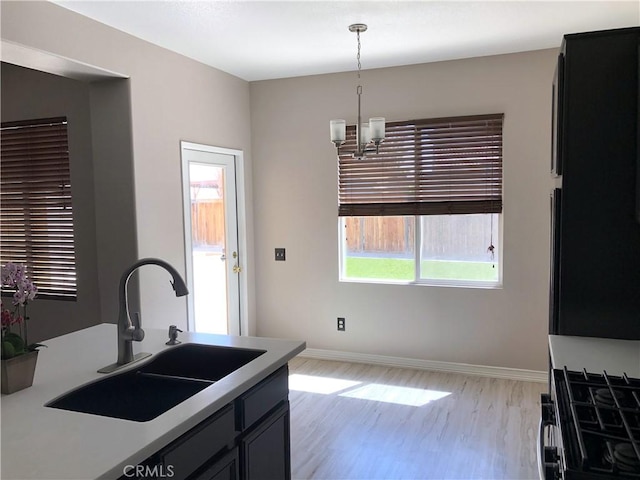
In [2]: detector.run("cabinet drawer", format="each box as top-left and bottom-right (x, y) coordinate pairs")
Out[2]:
(162, 404), (236, 480)
(236, 366), (288, 431)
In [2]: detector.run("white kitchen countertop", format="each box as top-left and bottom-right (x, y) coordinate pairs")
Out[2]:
(549, 334), (640, 377)
(1, 323), (305, 480)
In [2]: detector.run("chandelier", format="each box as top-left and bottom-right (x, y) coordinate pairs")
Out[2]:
(330, 24), (385, 159)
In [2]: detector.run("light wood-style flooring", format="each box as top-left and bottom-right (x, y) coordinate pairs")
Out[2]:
(288, 357), (546, 480)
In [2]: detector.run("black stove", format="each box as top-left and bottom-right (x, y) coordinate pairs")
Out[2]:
(542, 368), (640, 479)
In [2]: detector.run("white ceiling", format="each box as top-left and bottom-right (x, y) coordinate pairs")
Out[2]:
(51, 1), (639, 82)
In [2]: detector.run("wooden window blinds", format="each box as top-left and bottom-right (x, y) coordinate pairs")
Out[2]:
(338, 113), (504, 217)
(1, 117), (77, 299)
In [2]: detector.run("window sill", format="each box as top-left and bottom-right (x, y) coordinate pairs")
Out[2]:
(339, 277), (503, 290)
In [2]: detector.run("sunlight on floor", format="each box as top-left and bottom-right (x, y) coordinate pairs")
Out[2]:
(289, 374), (451, 406)
(340, 383), (451, 407)
(289, 374), (361, 394)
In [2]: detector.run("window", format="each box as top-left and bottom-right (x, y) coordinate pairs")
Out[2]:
(1, 117), (77, 299)
(338, 113), (503, 287)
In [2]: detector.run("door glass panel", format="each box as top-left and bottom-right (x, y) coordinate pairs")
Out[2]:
(189, 163), (228, 334)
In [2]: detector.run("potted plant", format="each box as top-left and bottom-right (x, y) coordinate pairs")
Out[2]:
(1, 262), (44, 394)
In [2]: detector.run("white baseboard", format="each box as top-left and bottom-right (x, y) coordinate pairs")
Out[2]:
(297, 348), (548, 383)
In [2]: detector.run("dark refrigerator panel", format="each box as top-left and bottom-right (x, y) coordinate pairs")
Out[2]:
(549, 27), (640, 340)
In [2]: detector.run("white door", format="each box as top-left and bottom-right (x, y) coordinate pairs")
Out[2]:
(181, 142), (243, 335)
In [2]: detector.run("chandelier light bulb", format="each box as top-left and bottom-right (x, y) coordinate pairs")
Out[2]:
(359, 124), (371, 145)
(330, 119), (346, 145)
(370, 117), (386, 143)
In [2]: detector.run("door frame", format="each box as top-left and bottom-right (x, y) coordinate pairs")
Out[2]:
(180, 141), (248, 336)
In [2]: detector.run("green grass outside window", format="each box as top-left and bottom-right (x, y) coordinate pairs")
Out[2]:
(345, 257), (498, 282)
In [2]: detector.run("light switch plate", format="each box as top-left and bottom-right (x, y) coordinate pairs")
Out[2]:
(275, 248), (286, 261)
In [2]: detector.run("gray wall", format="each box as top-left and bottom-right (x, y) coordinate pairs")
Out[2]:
(1, 63), (102, 341)
(1, 1), (255, 335)
(250, 50), (557, 371)
(89, 78), (140, 326)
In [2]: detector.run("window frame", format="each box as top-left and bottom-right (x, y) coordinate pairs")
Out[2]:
(337, 113), (504, 288)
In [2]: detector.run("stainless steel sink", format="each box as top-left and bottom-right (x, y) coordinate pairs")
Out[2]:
(46, 343), (266, 422)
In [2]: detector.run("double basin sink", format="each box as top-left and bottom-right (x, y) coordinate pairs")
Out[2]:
(46, 344), (266, 422)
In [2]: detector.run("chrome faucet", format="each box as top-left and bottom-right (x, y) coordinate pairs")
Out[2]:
(98, 258), (189, 373)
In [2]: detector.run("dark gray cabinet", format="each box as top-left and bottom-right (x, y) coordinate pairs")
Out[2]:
(236, 366), (288, 431)
(118, 365), (290, 480)
(236, 366), (290, 480)
(192, 448), (239, 480)
(549, 26), (640, 340)
(162, 404), (236, 480)
(240, 402), (290, 480)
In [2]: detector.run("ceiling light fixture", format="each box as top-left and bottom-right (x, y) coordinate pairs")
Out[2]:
(330, 24), (385, 159)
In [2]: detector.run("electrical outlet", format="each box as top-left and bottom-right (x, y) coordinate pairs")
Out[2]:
(275, 248), (286, 261)
(337, 317), (345, 331)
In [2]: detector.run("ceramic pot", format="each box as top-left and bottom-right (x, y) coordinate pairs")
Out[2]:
(1, 350), (38, 394)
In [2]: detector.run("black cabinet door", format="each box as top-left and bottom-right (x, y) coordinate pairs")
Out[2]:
(552, 27), (640, 339)
(191, 448), (239, 480)
(551, 53), (565, 176)
(549, 188), (562, 335)
(161, 404), (236, 480)
(240, 402), (290, 480)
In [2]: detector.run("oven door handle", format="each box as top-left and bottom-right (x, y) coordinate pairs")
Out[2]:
(537, 417), (552, 480)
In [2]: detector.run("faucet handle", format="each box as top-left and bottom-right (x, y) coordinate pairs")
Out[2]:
(132, 311), (141, 329)
(131, 312), (145, 341)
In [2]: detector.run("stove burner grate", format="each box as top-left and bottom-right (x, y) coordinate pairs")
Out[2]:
(594, 388), (627, 407)
(604, 443), (640, 473)
(560, 368), (640, 477)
